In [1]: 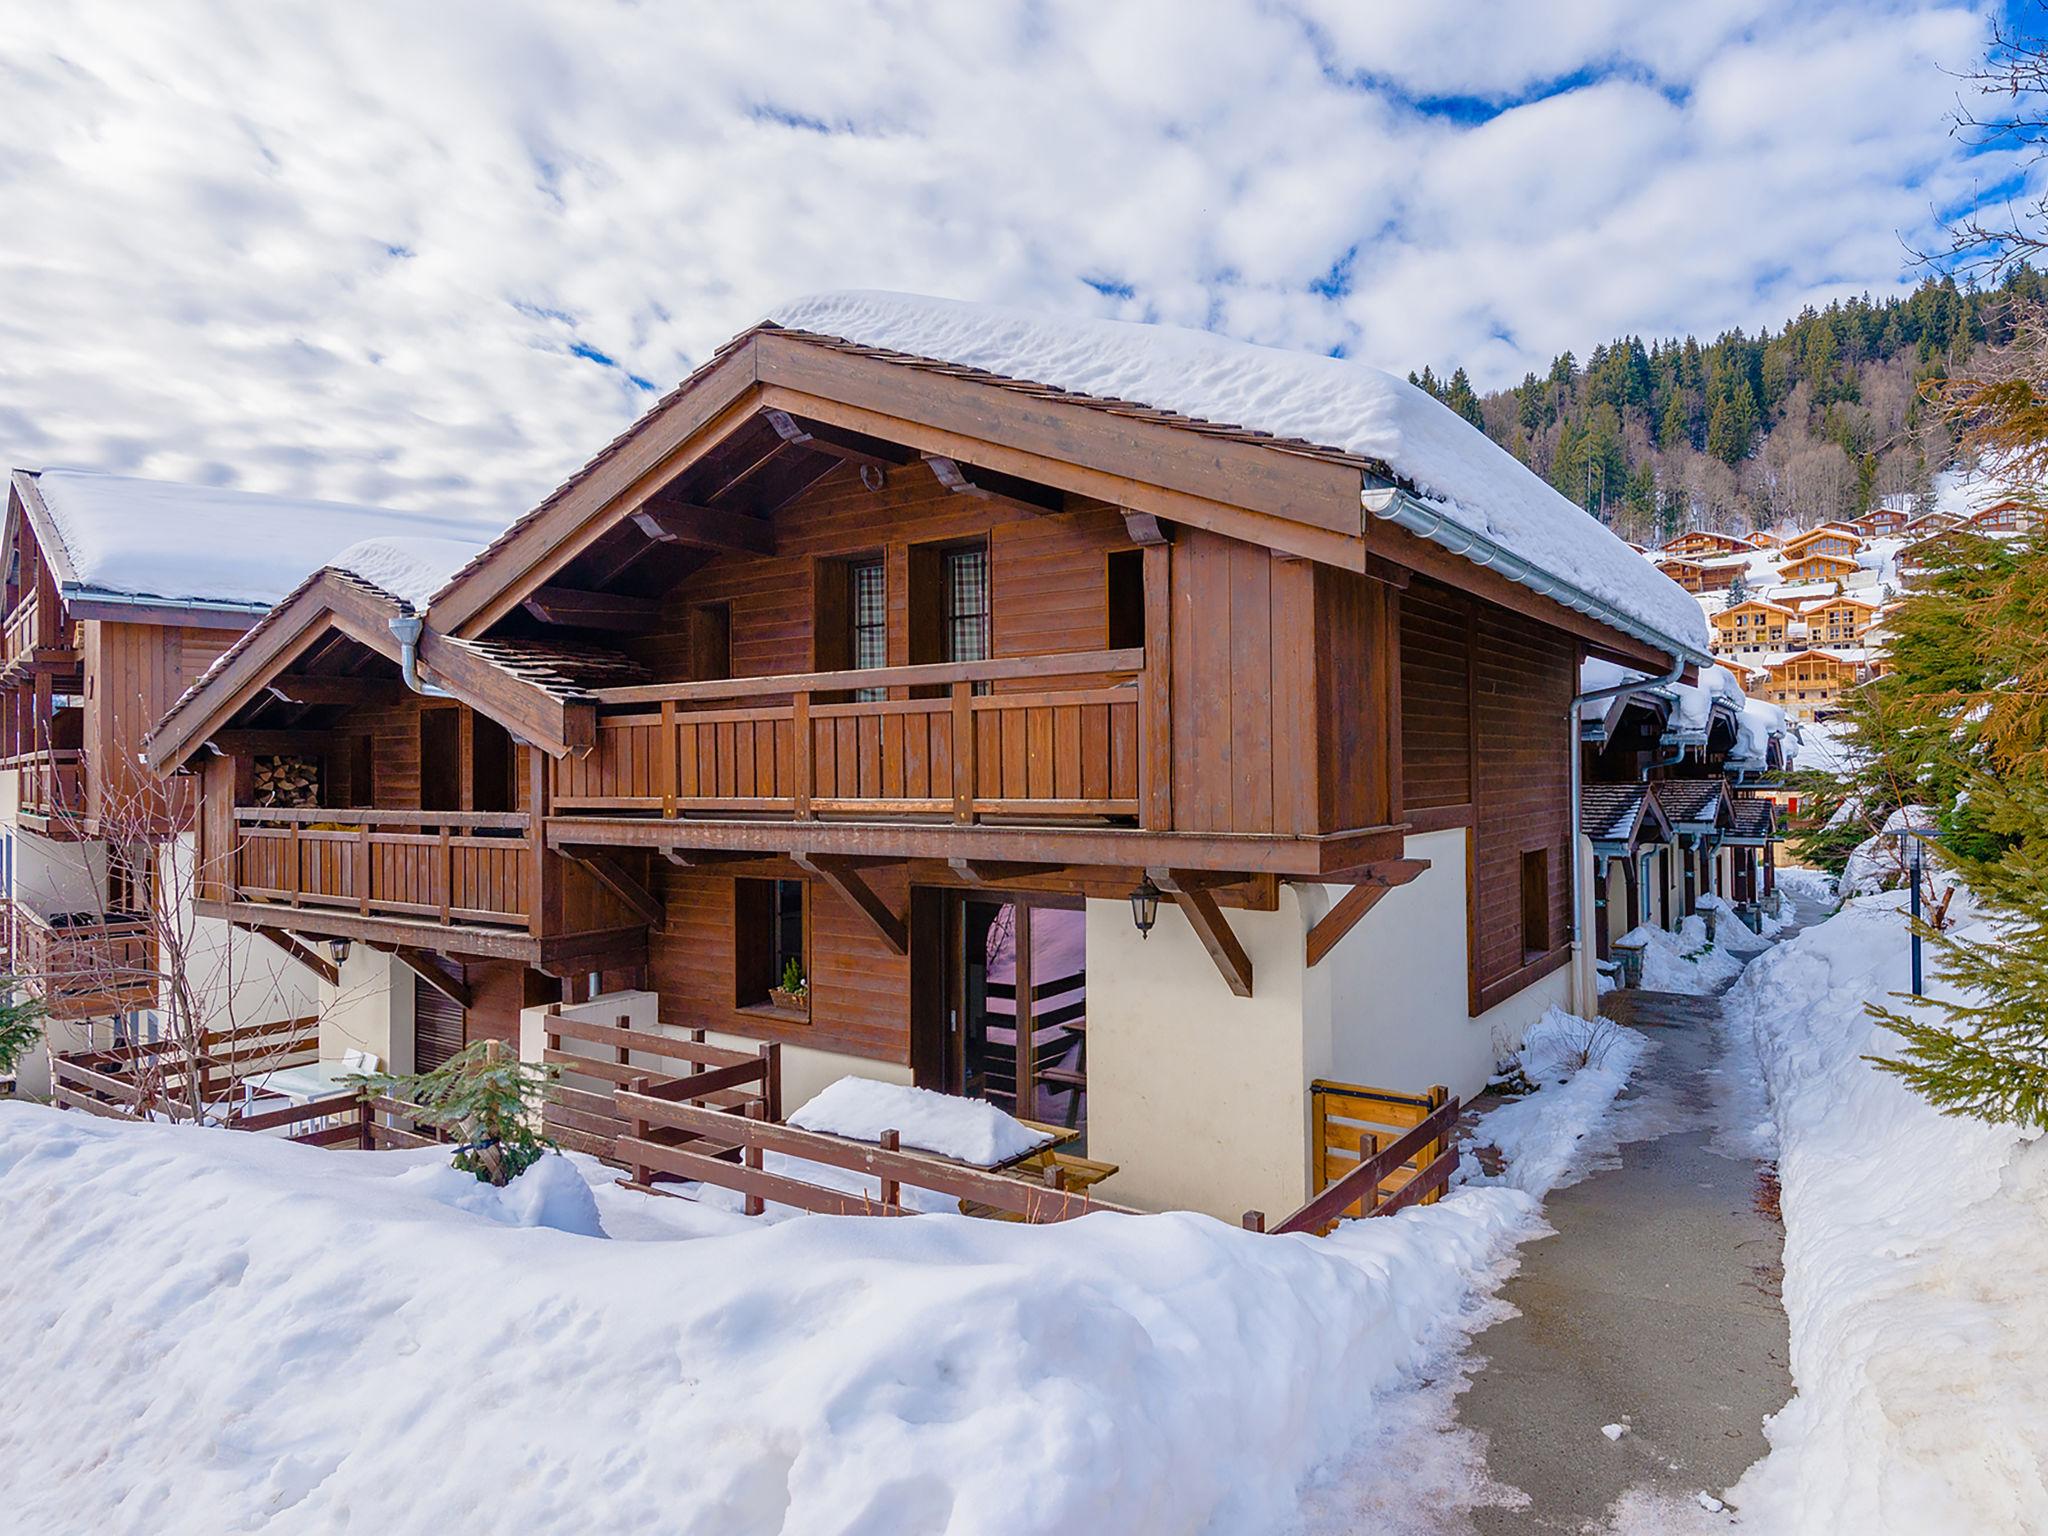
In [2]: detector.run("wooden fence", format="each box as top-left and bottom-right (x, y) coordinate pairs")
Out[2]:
(538, 1008), (781, 1160)
(1249, 1084), (1462, 1236)
(613, 1084), (1129, 1222)
(49, 1015), (321, 1120)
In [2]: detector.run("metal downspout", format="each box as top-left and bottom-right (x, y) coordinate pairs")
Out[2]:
(388, 615), (456, 699)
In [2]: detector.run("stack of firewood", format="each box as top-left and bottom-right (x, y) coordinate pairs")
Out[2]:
(253, 755), (319, 808)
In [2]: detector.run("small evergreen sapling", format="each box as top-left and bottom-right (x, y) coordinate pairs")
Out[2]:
(0, 986), (48, 1081)
(365, 1040), (559, 1185)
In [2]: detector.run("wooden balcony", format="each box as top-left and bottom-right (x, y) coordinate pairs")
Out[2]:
(1, 588), (75, 674)
(204, 808), (647, 969)
(11, 905), (157, 1020)
(229, 808), (537, 932)
(7, 748), (85, 832)
(557, 647), (1144, 822)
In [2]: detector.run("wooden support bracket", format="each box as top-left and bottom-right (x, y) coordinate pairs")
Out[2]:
(945, 857), (1058, 886)
(1303, 857), (1433, 968)
(1155, 868), (1253, 998)
(521, 585), (661, 633)
(249, 925), (340, 988)
(631, 501), (775, 557)
(560, 845), (665, 928)
(795, 853), (909, 955)
(395, 947), (471, 1010)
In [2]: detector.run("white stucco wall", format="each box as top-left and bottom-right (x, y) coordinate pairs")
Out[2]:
(320, 948), (415, 1075)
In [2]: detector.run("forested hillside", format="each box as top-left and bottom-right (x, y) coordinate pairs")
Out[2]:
(1411, 270), (2047, 543)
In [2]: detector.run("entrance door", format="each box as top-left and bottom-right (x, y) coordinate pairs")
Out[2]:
(949, 895), (1087, 1135)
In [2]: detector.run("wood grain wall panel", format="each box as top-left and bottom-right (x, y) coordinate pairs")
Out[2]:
(1470, 602), (1575, 999)
(648, 865), (912, 1063)
(1400, 577), (1474, 812)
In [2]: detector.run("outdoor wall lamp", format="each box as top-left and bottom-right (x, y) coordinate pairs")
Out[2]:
(1129, 876), (1161, 938)
(327, 938), (352, 966)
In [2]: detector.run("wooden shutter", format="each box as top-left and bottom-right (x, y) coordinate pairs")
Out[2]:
(413, 972), (464, 1073)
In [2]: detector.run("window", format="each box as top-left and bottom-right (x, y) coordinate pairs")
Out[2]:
(1520, 847), (1550, 960)
(736, 877), (808, 1012)
(850, 556), (887, 702)
(1106, 549), (1145, 650)
(943, 545), (989, 665)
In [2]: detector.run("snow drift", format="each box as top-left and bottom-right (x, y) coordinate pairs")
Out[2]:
(1718, 889), (2048, 1533)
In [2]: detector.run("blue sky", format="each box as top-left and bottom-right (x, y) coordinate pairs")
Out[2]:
(0, 0), (2017, 529)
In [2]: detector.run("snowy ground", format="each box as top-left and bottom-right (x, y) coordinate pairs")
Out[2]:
(0, 1018), (1648, 1536)
(1617, 908), (1767, 995)
(1715, 887), (2048, 1533)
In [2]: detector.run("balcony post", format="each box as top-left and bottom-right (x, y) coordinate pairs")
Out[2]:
(792, 693), (813, 819)
(659, 701), (678, 819)
(437, 825), (452, 924)
(951, 682), (974, 823)
(289, 819), (302, 905)
(1140, 540), (1173, 831)
(357, 824), (372, 916)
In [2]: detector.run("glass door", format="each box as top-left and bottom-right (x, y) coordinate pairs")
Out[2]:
(954, 896), (1087, 1138)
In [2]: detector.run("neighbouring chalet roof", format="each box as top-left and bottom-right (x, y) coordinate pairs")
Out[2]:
(760, 294), (1711, 659)
(1728, 797), (1779, 842)
(9, 469), (489, 616)
(1581, 782), (1671, 850)
(452, 636), (651, 700)
(1652, 777), (1733, 830)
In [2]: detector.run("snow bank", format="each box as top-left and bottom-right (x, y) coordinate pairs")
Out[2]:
(27, 469), (489, 609)
(1617, 916), (1747, 994)
(0, 1105), (1542, 1535)
(1469, 1008), (1649, 1197)
(1718, 890), (2048, 1533)
(771, 292), (1708, 654)
(1839, 804), (1941, 897)
(787, 1076), (1052, 1167)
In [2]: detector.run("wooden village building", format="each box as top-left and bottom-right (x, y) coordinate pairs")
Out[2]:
(142, 296), (1714, 1220)
(0, 471), (473, 1092)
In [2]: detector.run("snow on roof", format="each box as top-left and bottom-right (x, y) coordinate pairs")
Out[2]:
(770, 292), (1709, 656)
(1734, 697), (1788, 765)
(328, 536), (488, 612)
(1766, 581), (1844, 603)
(1671, 663), (1745, 733)
(22, 469), (491, 611)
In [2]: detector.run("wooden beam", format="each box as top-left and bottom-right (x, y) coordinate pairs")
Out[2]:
(1155, 868), (1253, 997)
(248, 925), (340, 987)
(206, 728), (341, 757)
(266, 675), (403, 707)
(660, 847), (774, 869)
(521, 585), (661, 633)
(764, 408), (912, 470)
(1122, 510), (1174, 546)
(559, 845), (664, 927)
(630, 501), (775, 557)
(794, 853), (908, 955)
(1301, 859), (1441, 969)
(394, 947), (471, 1010)
(924, 455), (1066, 513)
(945, 857), (1061, 885)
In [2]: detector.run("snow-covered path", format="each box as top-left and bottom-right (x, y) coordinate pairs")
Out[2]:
(1448, 901), (1824, 1532)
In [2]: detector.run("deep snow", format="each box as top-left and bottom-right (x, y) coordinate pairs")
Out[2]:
(1716, 887), (2048, 1533)
(0, 1033), (1644, 1536)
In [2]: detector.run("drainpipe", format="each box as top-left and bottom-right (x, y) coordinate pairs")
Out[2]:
(388, 615), (456, 699)
(1570, 653), (1687, 1013)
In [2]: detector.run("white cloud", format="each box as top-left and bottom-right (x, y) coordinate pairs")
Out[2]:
(0, 0), (2008, 528)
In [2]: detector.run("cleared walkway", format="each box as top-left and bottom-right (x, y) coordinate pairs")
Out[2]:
(1452, 910), (1817, 1532)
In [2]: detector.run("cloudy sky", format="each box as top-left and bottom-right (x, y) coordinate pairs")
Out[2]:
(0, 0), (2016, 532)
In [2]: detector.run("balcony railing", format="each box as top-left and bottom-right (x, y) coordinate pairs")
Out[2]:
(229, 808), (535, 931)
(555, 647), (1146, 824)
(6, 749), (85, 824)
(11, 905), (157, 1020)
(1, 589), (70, 669)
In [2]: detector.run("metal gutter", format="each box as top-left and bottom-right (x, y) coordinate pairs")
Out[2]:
(1362, 486), (1714, 668)
(61, 584), (272, 618)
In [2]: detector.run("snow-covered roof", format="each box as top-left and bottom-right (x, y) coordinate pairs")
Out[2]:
(15, 469), (490, 613)
(770, 292), (1710, 658)
(327, 536), (487, 612)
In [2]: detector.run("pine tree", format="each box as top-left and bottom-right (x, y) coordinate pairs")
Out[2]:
(0, 987), (47, 1079)
(366, 1039), (561, 1185)
(1443, 366), (1485, 428)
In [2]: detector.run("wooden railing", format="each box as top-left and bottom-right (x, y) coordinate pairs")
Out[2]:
(230, 808), (534, 931)
(1250, 1090), (1462, 1236)
(48, 1015), (319, 1111)
(7, 749), (85, 823)
(555, 647), (1145, 823)
(1, 588), (68, 667)
(12, 906), (156, 1019)
(612, 1082), (1130, 1222)
(539, 1008), (781, 1160)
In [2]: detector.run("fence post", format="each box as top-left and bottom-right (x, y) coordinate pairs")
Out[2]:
(759, 1040), (782, 1121)
(742, 1101), (765, 1217)
(626, 1074), (651, 1190)
(878, 1128), (900, 1212)
(357, 1091), (373, 1150)
(1242, 1210), (1266, 1233)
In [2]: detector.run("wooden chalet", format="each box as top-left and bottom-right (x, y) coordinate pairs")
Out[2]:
(1780, 527), (1862, 563)
(1759, 648), (1863, 722)
(1709, 599), (1792, 658)
(1802, 593), (1878, 647)
(1851, 507), (1908, 537)
(1661, 530), (1755, 559)
(1969, 498), (2039, 533)
(1580, 782), (1673, 954)
(144, 298), (1709, 1218)
(1654, 556), (1708, 594)
(1777, 550), (1860, 586)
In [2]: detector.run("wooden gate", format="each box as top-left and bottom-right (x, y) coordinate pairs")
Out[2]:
(1308, 1079), (1453, 1217)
